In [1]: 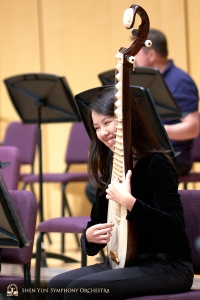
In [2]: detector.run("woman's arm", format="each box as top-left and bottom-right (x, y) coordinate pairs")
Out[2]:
(127, 155), (185, 241)
(81, 189), (110, 256)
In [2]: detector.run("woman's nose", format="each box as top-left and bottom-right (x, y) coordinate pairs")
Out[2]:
(100, 127), (108, 137)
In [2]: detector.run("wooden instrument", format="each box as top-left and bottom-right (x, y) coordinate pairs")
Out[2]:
(107, 4), (151, 269)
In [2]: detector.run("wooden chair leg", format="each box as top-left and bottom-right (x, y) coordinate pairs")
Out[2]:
(24, 263), (31, 288)
(34, 232), (45, 289)
(81, 247), (87, 267)
(61, 183), (80, 253)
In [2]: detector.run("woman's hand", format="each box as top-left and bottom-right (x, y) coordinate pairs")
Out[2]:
(86, 223), (114, 244)
(106, 170), (136, 211)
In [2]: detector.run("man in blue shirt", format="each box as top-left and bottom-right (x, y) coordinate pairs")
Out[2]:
(135, 29), (199, 175)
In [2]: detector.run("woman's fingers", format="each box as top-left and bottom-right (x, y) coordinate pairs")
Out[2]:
(126, 170), (132, 183)
(94, 223), (113, 243)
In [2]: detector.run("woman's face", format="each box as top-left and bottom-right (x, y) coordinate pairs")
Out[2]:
(92, 110), (117, 151)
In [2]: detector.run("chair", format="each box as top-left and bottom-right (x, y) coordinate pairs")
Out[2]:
(0, 146), (21, 190)
(22, 122), (90, 251)
(2, 121), (38, 183)
(0, 190), (37, 295)
(178, 114), (200, 189)
(125, 189), (200, 300)
(34, 215), (90, 288)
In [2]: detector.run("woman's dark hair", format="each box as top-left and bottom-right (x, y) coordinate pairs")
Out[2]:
(87, 87), (171, 190)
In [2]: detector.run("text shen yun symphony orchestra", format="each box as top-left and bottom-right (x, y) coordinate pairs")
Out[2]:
(22, 287), (111, 294)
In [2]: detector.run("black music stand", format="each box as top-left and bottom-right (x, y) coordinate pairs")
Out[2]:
(4, 73), (81, 223)
(0, 172), (30, 248)
(75, 85), (177, 158)
(98, 67), (185, 120)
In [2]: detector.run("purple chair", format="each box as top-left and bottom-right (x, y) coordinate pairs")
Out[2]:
(0, 190), (37, 293)
(34, 215), (90, 288)
(178, 113), (200, 189)
(2, 121), (38, 182)
(0, 146), (21, 190)
(125, 190), (200, 300)
(22, 122), (90, 251)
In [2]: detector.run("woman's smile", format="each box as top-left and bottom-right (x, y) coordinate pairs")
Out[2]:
(92, 110), (117, 151)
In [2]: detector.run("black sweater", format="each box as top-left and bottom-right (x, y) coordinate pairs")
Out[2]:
(81, 152), (192, 262)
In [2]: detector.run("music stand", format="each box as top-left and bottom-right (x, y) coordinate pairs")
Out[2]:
(4, 73), (81, 223)
(98, 67), (184, 120)
(0, 172), (30, 248)
(75, 85), (176, 158)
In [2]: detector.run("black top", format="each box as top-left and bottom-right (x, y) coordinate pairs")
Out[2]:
(81, 152), (192, 262)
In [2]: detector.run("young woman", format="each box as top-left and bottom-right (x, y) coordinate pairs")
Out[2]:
(47, 87), (193, 300)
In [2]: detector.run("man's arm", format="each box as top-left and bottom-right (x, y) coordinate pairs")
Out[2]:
(164, 111), (199, 141)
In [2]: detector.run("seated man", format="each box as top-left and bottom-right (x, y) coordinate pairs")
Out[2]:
(135, 28), (199, 176)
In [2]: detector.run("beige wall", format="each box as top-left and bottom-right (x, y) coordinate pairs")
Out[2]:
(0, 0), (199, 220)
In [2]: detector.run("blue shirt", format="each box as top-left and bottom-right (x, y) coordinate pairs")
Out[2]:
(162, 60), (199, 166)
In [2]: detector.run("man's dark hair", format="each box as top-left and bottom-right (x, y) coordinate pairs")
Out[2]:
(147, 29), (168, 57)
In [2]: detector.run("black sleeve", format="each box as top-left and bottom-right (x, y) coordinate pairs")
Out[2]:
(81, 189), (108, 256)
(127, 155), (186, 242)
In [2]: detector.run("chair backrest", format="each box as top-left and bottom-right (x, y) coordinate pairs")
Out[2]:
(192, 113), (200, 162)
(1, 190), (37, 265)
(179, 190), (200, 273)
(192, 133), (200, 162)
(2, 121), (38, 165)
(0, 146), (21, 189)
(65, 122), (90, 165)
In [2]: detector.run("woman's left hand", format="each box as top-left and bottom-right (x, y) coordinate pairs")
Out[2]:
(106, 170), (136, 211)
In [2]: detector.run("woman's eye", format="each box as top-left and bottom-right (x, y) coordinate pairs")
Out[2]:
(105, 121), (111, 126)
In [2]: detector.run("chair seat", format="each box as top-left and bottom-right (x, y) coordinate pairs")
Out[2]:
(125, 289), (200, 299)
(0, 146), (21, 190)
(0, 275), (24, 293)
(22, 172), (89, 183)
(19, 172), (33, 180)
(178, 172), (200, 183)
(37, 216), (90, 233)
